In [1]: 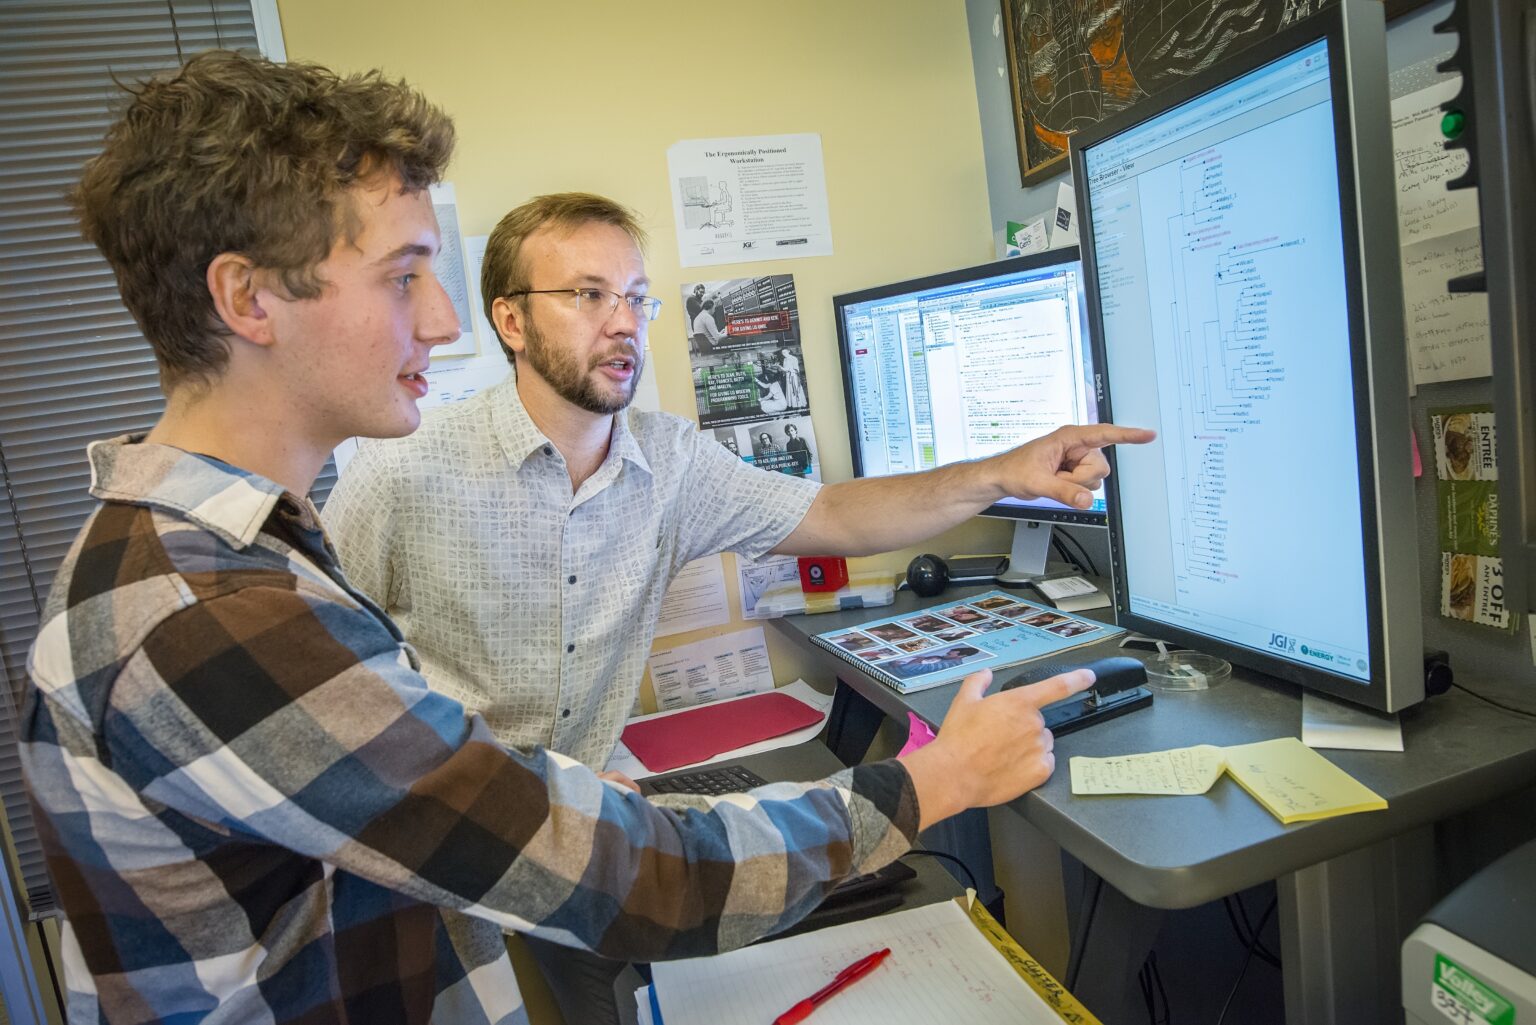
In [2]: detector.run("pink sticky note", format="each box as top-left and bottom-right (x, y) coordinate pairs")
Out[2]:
(1412, 427), (1423, 478)
(898, 712), (937, 757)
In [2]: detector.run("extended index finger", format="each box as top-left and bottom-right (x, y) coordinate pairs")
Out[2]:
(1062, 424), (1157, 450)
(1006, 668), (1097, 709)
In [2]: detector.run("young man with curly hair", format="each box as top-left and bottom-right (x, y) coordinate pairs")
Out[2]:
(22, 50), (1103, 1024)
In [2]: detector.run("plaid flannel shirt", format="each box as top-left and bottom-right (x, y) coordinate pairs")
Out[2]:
(20, 437), (919, 1024)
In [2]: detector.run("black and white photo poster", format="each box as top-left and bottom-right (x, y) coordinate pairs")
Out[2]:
(683, 274), (820, 482)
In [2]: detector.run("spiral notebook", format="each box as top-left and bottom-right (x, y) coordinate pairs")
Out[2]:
(812, 590), (1125, 694)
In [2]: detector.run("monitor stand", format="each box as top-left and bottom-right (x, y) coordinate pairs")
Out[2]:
(996, 521), (1053, 587)
(1300, 692), (1404, 752)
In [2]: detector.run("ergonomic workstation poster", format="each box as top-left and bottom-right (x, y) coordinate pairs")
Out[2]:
(667, 133), (833, 268)
(682, 274), (821, 482)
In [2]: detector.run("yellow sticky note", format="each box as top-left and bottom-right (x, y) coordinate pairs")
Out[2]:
(1221, 737), (1387, 824)
(1070, 745), (1227, 795)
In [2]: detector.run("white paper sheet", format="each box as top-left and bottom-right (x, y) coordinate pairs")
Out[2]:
(655, 556), (730, 638)
(604, 679), (833, 780)
(331, 438), (360, 475)
(668, 133), (833, 267)
(458, 234), (495, 358)
(736, 554), (802, 618)
(653, 900), (1065, 1025)
(1049, 180), (1079, 248)
(1401, 226), (1491, 385)
(633, 987), (655, 1025)
(631, 339), (662, 413)
(1391, 79), (1491, 386)
(427, 183), (477, 358)
(1393, 80), (1478, 245)
(647, 626), (774, 711)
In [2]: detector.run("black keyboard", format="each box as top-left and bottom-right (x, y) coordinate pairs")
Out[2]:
(646, 764), (769, 795)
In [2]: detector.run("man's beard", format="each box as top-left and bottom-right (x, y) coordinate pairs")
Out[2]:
(522, 313), (642, 415)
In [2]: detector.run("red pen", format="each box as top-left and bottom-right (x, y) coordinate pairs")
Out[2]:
(772, 947), (892, 1025)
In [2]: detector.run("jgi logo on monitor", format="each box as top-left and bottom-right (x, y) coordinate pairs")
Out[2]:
(1269, 633), (1298, 653)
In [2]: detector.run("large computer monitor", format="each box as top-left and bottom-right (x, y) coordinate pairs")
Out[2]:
(833, 250), (1100, 583)
(1072, 0), (1424, 712)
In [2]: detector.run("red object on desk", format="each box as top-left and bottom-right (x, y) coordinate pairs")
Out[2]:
(620, 691), (823, 773)
(797, 556), (849, 592)
(773, 947), (892, 1024)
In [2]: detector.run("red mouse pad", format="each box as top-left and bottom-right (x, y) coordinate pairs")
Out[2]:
(621, 691), (823, 774)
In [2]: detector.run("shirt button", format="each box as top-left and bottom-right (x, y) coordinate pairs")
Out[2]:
(543, 445), (553, 456)
(568, 574), (577, 584)
(566, 643), (575, 653)
(561, 708), (571, 718)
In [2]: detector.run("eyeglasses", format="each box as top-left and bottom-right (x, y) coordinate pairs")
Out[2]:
(505, 287), (663, 322)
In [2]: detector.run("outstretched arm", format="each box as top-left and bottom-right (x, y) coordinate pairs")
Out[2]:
(91, 584), (1090, 964)
(773, 423), (1155, 556)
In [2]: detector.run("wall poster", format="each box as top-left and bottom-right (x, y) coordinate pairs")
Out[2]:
(999, 0), (1336, 185)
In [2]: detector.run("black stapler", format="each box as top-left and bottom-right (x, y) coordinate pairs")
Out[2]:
(997, 655), (1153, 736)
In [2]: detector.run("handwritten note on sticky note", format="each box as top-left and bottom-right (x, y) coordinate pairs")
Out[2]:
(1071, 745), (1226, 795)
(1391, 78), (1492, 386)
(1070, 738), (1387, 825)
(1392, 80), (1478, 245)
(1401, 228), (1491, 384)
(1220, 738), (1387, 824)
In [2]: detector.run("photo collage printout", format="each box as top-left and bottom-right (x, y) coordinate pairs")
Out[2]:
(818, 590), (1125, 691)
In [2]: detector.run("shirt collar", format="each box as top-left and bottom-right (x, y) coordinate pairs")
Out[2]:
(610, 408), (652, 476)
(488, 373), (652, 476)
(487, 375), (550, 467)
(86, 434), (307, 549)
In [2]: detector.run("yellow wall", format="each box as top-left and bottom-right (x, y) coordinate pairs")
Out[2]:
(276, 0), (1012, 701)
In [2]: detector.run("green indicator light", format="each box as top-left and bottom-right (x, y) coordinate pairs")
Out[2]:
(1441, 109), (1466, 139)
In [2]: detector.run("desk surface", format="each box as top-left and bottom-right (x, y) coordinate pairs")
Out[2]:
(769, 585), (1536, 908)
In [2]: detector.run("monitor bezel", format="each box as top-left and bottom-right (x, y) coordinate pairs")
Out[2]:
(1071, 6), (1416, 710)
(831, 247), (1106, 527)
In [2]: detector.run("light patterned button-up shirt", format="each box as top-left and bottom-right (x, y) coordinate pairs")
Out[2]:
(324, 376), (821, 765)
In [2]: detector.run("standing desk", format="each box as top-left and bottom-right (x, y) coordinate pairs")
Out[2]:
(767, 584), (1536, 1025)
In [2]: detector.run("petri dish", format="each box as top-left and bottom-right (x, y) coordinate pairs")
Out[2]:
(1145, 651), (1232, 692)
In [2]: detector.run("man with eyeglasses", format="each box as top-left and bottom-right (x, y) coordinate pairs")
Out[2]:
(323, 191), (1153, 1023)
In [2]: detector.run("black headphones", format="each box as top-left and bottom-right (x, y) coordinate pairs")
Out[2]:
(905, 554), (949, 598)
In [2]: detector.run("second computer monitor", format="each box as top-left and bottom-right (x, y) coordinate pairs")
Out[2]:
(833, 250), (1100, 580)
